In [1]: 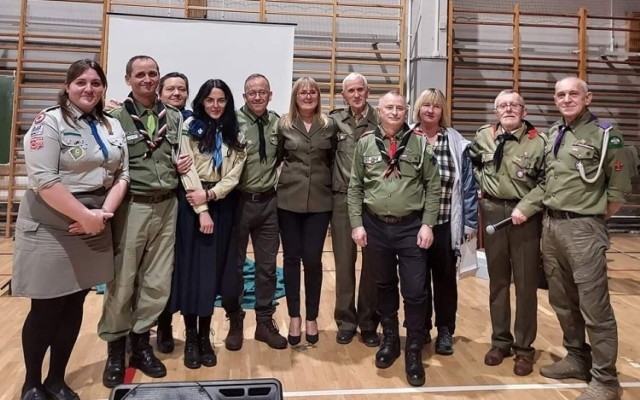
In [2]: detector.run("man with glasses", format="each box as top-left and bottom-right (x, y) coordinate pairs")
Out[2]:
(468, 89), (546, 377)
(329, 73), (380, 347)
(235, 74), (288, 349)
(513, 77), (631, 400)
(348, 91), (440, 387)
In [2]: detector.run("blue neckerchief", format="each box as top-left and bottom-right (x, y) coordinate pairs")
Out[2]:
(82, 115), (109, 159)
(214, 130), (223, 170)
(188, 117), (223, 170)
(180, 109), (193, 120)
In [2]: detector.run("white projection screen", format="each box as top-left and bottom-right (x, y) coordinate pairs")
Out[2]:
(105, 13), (295, 114)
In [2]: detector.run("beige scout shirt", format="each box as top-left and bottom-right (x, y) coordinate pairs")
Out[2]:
(347, 124), (441, 228)
(329, 104), (379, 193)
(236, 105), (280, 194)
(180, 116), (247, 214)
(519, 111), (632, 216)
(468, 121), (546, 215)
(24, 104), (130, 193)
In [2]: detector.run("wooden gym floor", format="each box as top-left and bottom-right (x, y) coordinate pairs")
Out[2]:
(0, 234), (639, 400)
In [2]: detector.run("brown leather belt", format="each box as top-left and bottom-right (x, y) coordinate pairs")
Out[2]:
(366, 208), (419, 224)
(128, 192), (174, 204)
(546, 209), (601, 219)
(240, 187), (276, 202)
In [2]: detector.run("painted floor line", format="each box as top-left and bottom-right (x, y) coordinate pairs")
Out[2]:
(96, 381), (640, 399)
(282, 381), (640, 397)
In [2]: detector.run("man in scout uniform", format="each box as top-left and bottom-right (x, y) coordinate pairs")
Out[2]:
(513, 77), (631, 400)
(347, 91), (440, 387)
(467, 89), (546, 377)
(235, 73), (287, 350)
(329, 73), (380, 347)
(98, 55), (198, 387)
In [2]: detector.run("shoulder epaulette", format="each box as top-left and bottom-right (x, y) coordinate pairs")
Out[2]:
(43, 105), (60, 113)
(329, 108), (345, 115)
(477, 123), (492, 133)
(268, 110), (281, 119)
(523, 120), (538, 139)
(357, 130), (375, 141)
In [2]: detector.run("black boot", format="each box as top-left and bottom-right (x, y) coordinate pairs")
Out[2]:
(375, 320), (400, 369)
(129, 331), (167, 378)
(199, 329), (217, 367)
(183, 328), (200, 369)
(405, 334), (426, 386)
(224, 309), (245, 351)
(102, 336), (126, 388)
(156, 311), (174, 354)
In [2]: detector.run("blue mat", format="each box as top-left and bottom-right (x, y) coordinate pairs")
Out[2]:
(215, 258), (286, 309)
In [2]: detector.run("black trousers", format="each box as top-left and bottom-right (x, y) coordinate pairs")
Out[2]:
(236, 194), (280, 322)
(278, 209), (331, 321)
(425, 221), (458, 333)
(363, 211), (428, 334)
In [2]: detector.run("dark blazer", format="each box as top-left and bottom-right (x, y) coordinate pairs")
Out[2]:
(277, 114), (336, 213)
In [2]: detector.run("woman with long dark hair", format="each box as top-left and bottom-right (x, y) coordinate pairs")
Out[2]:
(13, 59), (129, 400)
(167, 79), (247, 369)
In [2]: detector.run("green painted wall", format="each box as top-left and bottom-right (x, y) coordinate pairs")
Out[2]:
(0, 75), (15, 164)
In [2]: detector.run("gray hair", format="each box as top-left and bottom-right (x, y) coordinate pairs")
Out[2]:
(342, 72), (368, 89)
(494, 89), (525, 109)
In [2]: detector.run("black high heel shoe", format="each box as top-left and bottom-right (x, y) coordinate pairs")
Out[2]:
(305, 320), (319, 344)
(288, 317), (302, 345)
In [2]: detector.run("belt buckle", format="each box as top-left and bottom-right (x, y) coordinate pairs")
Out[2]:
(250, 193), (260, 202)
(383, 215), (399, 224)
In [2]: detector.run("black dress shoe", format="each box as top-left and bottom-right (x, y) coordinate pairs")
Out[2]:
(336, 330), (356, 344)
(21, 387), (48, 400)
(43, 384), (80, 400)
(360, 330), (379, 347)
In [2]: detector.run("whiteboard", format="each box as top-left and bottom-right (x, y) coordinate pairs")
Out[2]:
(105, 13), (295, 114)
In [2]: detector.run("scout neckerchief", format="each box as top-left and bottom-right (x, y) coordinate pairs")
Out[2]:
(80, 113), (109, 159)
(188, 117), (224, 171)
(123, 93), (168, 156)
(493, 121), (536, 171)
(374, 123), (414, 179)
(552, 112), (600, 157)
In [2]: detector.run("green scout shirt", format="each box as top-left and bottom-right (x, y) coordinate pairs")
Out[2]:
(110, 99), (183, 195)
(330, 103), (379, 193)
(347, 124), (441, 228)
(468, 121), (546, 216)
(236, 105), (280, 193)
(521, 110), (632, 216)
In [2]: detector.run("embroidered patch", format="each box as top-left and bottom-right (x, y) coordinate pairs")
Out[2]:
(614, 160), (624, 172)
(608, 136), (623, 149)
(33, 112), (46, 124)
(29, 137), (44, 150)
(69, 147), (85, 161)
(31, 123), (44, 136)
(269, 136), (278, 146)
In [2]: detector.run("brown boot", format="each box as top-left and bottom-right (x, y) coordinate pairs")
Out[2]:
(540, 357), (591, 381)
(224, 310), (245, 351)
(255, 319), (287, 349)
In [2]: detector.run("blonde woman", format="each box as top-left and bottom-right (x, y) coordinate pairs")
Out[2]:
(277, 77), (336, 345)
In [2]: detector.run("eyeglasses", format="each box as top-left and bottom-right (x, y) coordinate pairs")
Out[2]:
(298, 90), (318, 98)
(246, 90), (269, 98)
(496, 102), (524, 111)
(204, 97), (227, 106)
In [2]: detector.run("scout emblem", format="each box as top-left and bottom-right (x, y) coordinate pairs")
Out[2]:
(69, 147), (85, 161)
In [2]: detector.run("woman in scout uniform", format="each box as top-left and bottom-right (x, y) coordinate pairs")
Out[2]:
(277, 76), (336, 345)
(166, 79), (246, 369)
(13, 59), (129, 400)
